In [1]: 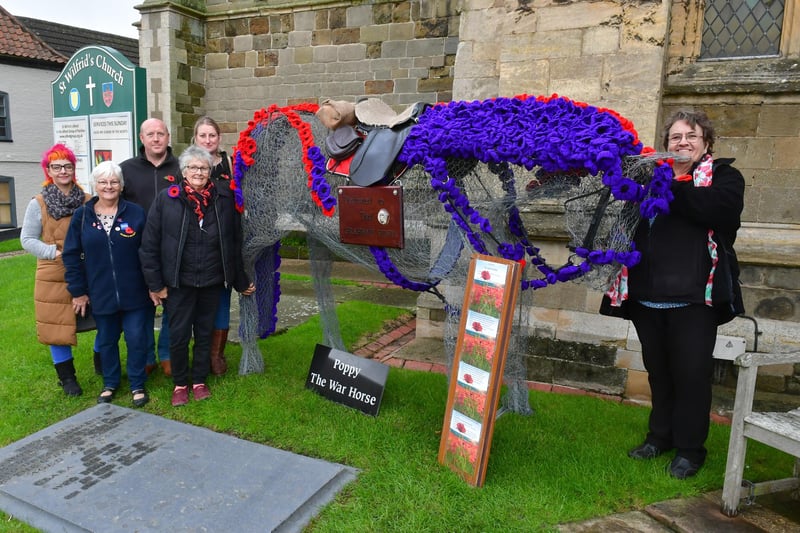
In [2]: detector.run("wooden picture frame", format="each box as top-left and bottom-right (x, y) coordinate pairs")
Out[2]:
(438, 253), (521, 486)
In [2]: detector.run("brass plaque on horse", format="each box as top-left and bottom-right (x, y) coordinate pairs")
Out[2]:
(337, 186), (404, 248)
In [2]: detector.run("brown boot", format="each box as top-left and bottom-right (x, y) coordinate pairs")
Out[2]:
(160, 360), (172, 377)
(210, 328), (229, 376)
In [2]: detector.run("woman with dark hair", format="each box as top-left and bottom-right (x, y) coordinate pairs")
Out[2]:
(63, 161), (151, 407)
(601, 109), (745, 479)
(192, 116), (234, 375)
(140, 145), (254, 406)
(20, 144), (90, 396)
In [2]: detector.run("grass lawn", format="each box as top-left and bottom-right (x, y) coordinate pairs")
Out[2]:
(0, 250), (793, 532)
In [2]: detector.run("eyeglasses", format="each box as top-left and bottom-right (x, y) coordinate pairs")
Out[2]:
(185, 165), (210, 174)
(49, 164), (75, 172)
(668, 132), (701, 144)
(96, 180), (121, 188)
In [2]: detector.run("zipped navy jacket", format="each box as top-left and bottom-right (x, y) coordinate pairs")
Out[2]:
(62, 198), (151, 315)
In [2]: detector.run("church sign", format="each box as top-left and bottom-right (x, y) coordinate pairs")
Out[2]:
(51, 46), (146, 191)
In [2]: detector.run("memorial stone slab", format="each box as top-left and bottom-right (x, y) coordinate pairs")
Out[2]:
(0, 404), (357, 532)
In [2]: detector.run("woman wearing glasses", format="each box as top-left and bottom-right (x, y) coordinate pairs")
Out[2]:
(63, 161), (151, 406)
(139, 145), (254, 407)
(21, 144), (91, 397)
(192, 116), (234, 376)
(602, 110), (745, 479)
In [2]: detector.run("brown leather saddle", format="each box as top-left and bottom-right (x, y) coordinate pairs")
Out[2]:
(323, 100), (429, 186)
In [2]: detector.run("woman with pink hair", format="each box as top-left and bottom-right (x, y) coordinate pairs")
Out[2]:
(20, 144), (90, 396)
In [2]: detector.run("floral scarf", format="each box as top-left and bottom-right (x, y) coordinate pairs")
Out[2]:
(183, 181), (214, 223)
(607, 154), (716, 306)
(41, 183), (84, 220)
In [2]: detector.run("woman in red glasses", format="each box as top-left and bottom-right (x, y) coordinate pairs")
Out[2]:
(20, 143), (91, 397)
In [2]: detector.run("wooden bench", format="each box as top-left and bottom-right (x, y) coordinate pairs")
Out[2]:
(721, 350), (800, 517)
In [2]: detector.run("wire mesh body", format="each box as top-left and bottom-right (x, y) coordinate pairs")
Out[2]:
(237, 104), (664, 414)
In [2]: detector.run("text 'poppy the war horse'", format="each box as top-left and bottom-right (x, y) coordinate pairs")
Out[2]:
(230, 94), (676, 415)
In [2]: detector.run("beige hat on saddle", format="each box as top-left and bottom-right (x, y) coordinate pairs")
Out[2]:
(355, 98), (420, 128)
(316, 99), (356, 129)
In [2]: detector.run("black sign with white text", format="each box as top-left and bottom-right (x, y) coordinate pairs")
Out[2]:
(305, 344), (389, 416)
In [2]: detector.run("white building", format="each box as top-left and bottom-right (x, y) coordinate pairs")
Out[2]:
(0, 6), (137, 235)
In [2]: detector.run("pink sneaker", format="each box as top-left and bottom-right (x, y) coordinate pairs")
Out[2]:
(192, 383), (211, 401)
(171, 386), (189, 406)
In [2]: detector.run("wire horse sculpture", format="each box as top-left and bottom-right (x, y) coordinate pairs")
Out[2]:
(231, 94), (675, 415)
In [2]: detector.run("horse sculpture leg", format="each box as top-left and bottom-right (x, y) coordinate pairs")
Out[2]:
(238, 243), (280, 375)
(309, 236), (346, 351)
(238, 290), (265, 375)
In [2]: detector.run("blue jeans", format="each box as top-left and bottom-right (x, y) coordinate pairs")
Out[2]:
(145, 305), (170, 365)
(95, 306), (150, 392)
(49, 345), (73, 364)
(214, 286), (232, 329)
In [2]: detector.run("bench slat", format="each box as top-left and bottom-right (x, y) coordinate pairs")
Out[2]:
(744, 412), (800, 457)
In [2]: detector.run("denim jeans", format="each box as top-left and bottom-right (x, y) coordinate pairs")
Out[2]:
(95, 306), (151, 391)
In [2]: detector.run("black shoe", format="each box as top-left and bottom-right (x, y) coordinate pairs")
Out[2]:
(628, 442), (664, 460)
(60, 378), (83, 397)
(54, 360), (83, 397)
(131, 389), (149, 408)
(668, 456), (701, 479)
(97, 387), (115, 404)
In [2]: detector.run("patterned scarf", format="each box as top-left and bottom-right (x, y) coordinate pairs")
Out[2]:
(183, 180), (214, 223)
(41, 183), (84, 220)
(606, 154), (716, 306)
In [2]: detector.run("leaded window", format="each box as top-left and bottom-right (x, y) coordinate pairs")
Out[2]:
(701, 0), (784, 59)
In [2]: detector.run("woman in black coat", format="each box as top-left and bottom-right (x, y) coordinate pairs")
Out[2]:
(601, 110), (745, 479)
(139, 145), (254, 407)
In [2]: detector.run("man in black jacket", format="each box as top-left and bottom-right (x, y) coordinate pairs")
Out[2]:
(121, 118), (181, 377)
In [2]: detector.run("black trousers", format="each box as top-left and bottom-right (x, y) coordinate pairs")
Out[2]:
(165, 285), (222, 387)
(629, 302), (718, 464)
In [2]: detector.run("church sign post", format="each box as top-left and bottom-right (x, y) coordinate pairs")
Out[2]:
(51, 46), (146, 191)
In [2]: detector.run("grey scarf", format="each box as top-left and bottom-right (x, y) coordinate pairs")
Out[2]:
(41, 183), (84, 220)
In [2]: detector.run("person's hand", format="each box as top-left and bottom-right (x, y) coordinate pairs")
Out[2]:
(54, 249), (62, 259)
(149, 288), (168, 306)
(239, 283), (256, 297)
(72, 295), (90, 316)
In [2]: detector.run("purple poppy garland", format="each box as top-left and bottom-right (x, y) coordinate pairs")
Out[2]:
(388, 95), (672, 291)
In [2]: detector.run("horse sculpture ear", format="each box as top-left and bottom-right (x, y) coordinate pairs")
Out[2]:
(317, 99), (357, 129)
